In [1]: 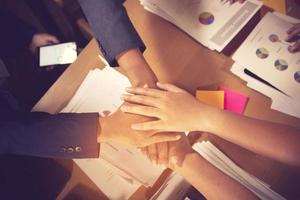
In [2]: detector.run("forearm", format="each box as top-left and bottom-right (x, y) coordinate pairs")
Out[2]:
(1, 112), (99, 158)
(116, 48), (158, 87)
(173, 151), (258, 200)
(199, 107), (300, 166)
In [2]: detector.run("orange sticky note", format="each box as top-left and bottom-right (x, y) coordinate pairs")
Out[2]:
(196, 90), (224, 109)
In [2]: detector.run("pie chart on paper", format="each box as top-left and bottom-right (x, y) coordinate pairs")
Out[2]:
(256, 48), (269, 59)
(294, 71), (300, 83)
(199, 12), (215, 25)
(269, 34), (279, 43)
(274, 59), (288, 71)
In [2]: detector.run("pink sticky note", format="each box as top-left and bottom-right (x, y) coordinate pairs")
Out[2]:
(219, 86), (248, 114)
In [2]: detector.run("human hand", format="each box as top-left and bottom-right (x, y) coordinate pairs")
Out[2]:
(221, 0), (245, 4)
(141, 132), (202, 167)
(142, 133), (194, 169)
(286, 23), (300, 53)
(98, 108), (181, 147)
(121, 82), (209, 132)
(139, 142), (168, 166)
(167, 133), (195, 170)
(29, 33), (59, 53)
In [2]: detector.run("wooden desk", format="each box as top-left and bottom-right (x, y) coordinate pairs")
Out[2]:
(33, 0), (300, 199)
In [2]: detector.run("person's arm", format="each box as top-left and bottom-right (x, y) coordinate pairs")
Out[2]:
(163, 134), (259, 200)
(78, 0), (157, 87)
(121, 83), (300, 166)
(200, 107), (300, 167)
(0, 105), (180, 158)
(0, 111), (100, 158)
(175, 152), (258, 200)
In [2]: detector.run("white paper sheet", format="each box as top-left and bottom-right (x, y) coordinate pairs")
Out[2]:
(39, 42), (77, 67)
(150, 173), (190, 200)
(233, 12), (300, 100)
(75, 157), (141, 200)
(193, 141), (286, 200)
(140, 0), (262, 51)
(231, 62), (300, 118)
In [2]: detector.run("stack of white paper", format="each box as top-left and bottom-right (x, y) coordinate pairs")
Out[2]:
(193, 141), (286, 200)
(150, 173), (190, 200)
(232, 12), (300, 118)
(139, 0), (262, 51)
(61, 65), (165, 199)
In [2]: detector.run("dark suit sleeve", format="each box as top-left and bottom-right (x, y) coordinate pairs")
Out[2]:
(0, 110), (100, 159)
(0, 9), (37, 57)
(78, 0), (146, 67)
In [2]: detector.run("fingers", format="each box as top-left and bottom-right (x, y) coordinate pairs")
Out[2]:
(131, 120), (163, 131)
(221, 0), (244, 4)
(286, 29), (300, 41)
(121, 94), (159, 107)
(147, 144), (158, 164)
(126, 87), (165, 98)
(156, 142), (169, 167)
(286, 24), (300, 41)
(121, 104), (161, 118)
(44, 34), (59, 44)
(139, 147), (147, 157)
(289, 40), (300, 53)
(156, 82), (185, 93)
(286, 24), (299, 35)
(149, 132), (181, 144)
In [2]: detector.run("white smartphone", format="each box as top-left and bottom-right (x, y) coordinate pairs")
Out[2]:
(39, 42), (77, 67)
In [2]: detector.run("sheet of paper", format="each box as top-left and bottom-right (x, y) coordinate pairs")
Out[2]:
(150, 173), (190, 200)
(140, 0), (177, 24)
(100, 142), (164, 187)
(233, 12), (300, 100)
(74, 157), (141, 200)
(61, 66), (164, 198)
(196, 90), (224, 109)
(247, 80), (300, 118)
(272, 11), (300, 24)
(143, 0), (262, 51)
(219, 86), (248, 114)
(193, 141), (286, 200)
(231, 62), (300, 118)
(39, 42), (77, 67)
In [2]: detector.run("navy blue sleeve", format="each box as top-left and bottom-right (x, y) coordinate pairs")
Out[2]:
(78, 0), (146, 67)
(0, 110), (100, 159)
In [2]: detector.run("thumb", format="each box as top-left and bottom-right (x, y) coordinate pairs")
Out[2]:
(157, 82), (185, 93)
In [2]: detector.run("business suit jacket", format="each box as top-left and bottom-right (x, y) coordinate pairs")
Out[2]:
(0, 0), (144, 159)
(0, 9), (101, 159)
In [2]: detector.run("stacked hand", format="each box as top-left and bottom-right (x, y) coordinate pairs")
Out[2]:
(286, 23), (300, 53)
(120, 82), (211, 166)
(121, 82), (208, 132)
(98, 108), (182, 147)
